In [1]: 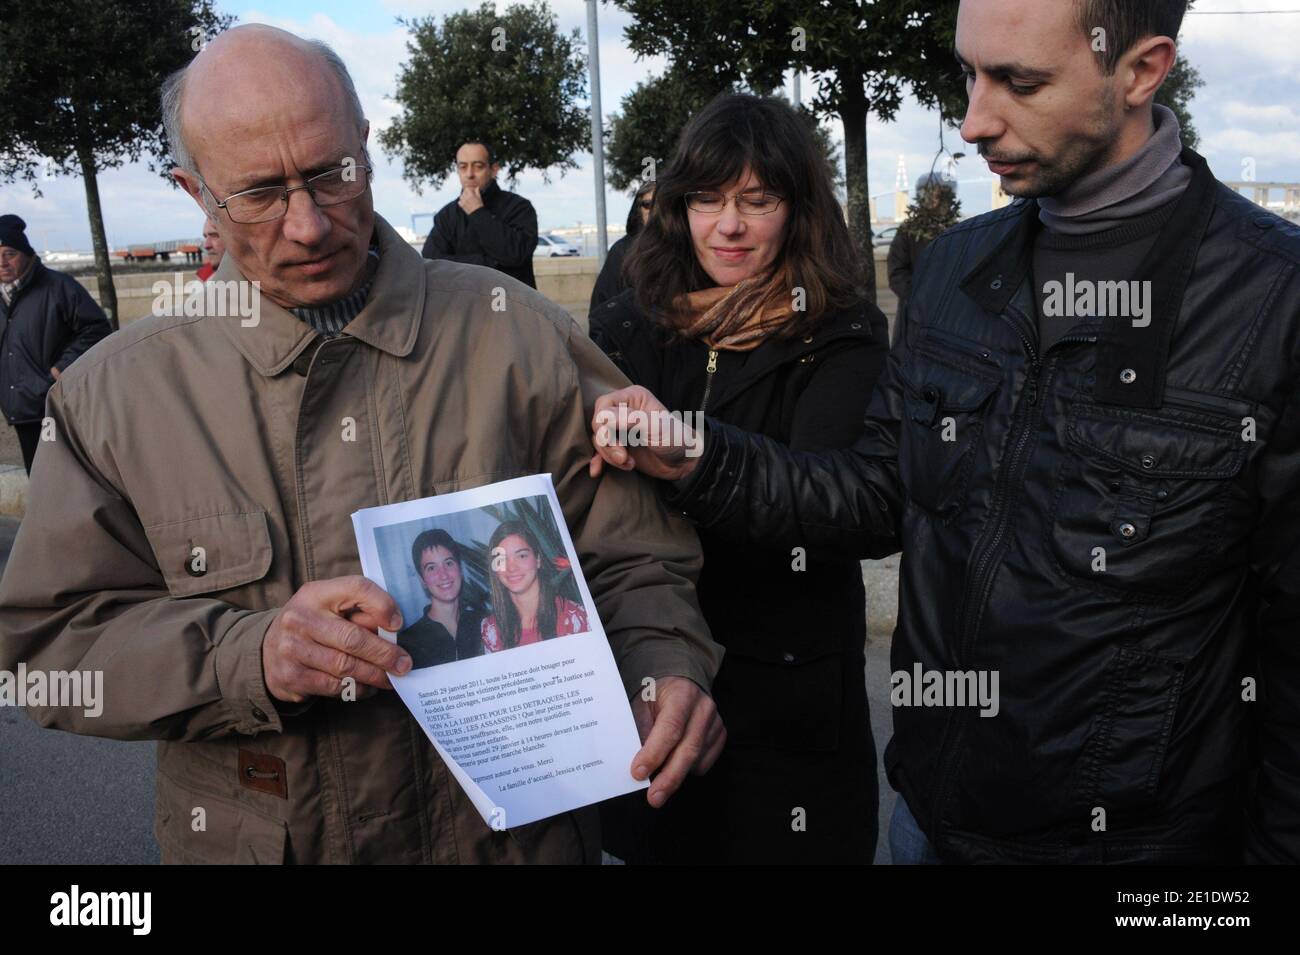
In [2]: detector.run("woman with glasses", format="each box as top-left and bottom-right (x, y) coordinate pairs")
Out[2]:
(590, 180), (655, 312)
(589, 93), (890, 864)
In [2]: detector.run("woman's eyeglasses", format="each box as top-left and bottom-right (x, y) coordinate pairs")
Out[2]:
(684, 191), (785, 216)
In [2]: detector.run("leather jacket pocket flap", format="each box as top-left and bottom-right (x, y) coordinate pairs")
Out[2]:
(903, 365), (1000, 423)
(1067, 406), (1247, 480)
(146, 510), (273, 597)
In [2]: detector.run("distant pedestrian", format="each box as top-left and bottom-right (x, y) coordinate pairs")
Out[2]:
(887, 173), (961, 343)
(0, 215), (111, 474)
(590, 180), (654, 314)
(421, 141), (538, 288)
(196, 216), (225, 281)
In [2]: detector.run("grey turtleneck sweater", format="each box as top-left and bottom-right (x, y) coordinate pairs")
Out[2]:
(1032, 104), (1193, 353)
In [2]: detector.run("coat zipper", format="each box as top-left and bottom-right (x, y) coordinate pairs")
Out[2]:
(928, 322), (1094, 846)
(700, 348), (719, 414)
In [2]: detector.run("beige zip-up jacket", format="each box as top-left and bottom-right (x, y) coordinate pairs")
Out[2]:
(0, 216), (722, 863)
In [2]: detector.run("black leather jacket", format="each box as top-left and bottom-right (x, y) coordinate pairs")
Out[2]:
(665, 149), (1300, 864)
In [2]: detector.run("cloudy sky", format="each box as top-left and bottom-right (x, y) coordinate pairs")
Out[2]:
(3, 0), (1298, 252)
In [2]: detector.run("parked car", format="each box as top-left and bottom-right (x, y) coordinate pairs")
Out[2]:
(534, 234), (580, 257)
(872, 226), (899, 249)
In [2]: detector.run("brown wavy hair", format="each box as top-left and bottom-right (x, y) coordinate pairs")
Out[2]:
(625, 93), (863, 339)
(487, 521), (559, 649)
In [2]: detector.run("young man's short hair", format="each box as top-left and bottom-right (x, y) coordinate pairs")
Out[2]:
(1075, 0), (1189, 73)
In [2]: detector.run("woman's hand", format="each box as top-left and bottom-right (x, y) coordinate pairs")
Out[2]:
(589, 385), (702, 482)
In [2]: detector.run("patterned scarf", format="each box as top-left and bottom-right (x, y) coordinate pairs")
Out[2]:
(672, 264), (796, 352)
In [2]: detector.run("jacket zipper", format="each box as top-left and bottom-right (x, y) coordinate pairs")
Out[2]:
(700, 348), (719, 414)
(929, 321), (1092, 846)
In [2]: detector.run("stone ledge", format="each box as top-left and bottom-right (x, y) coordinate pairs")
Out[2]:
(0, 465), (28, 518)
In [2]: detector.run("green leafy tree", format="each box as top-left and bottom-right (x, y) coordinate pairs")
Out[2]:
(381, 1), (589, 192)
(613, 0), (966, 302)
(0, 0), (232, 328)
(1156, 51), (1204, 150)
(605, 64), (842, 196)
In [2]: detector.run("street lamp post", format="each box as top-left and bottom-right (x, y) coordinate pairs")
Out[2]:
(586, 0), (608, 266)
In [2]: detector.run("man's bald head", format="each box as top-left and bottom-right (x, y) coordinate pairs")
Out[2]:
(162, 25), (365, 179)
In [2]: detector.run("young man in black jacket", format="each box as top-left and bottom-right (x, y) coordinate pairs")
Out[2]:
(590, 0), (1300, 864)
(0, 215), (111, 473)
(420, 141), (538, 288)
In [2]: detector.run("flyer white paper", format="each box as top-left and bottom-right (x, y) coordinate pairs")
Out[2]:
(352, 474), (648, 829)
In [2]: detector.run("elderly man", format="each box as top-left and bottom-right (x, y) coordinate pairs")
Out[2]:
(0, 25), (724, 865)
(196, 216), (225, 281)
(0, 214), (111, 474)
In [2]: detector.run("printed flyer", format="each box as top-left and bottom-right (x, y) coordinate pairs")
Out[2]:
(352, 474), (648, 829)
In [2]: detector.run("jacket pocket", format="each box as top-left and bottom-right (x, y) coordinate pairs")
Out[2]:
(1073, 647), (1185, 814)
(155, 772), (287, 864)
(1047, 401), (1247, 601)
(144, 510), (274, 597)
(898, 341), (1001, 519)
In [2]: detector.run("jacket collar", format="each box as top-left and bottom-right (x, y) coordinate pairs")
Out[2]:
(216, 214), (427, 376)
(960, 147), (1218, 409)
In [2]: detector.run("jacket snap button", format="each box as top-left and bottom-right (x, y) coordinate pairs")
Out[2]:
(1118, 522), (1138, 539)
(1119, 368), (1138, 385)
(850, 322), (862, 330)
(1157, 489), (1169, 500)
(803, 335), (814, 343)
(1140, 454), (1156, 469)
(252, 706), (269, 722)
(1254, 216), (1274, 230)
(622, 320), (631, 328)
(782, 652), (795, 663)
(990, 277), (1003, 290)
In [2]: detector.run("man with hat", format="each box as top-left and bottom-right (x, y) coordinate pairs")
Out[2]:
(0, 215), (111, 474)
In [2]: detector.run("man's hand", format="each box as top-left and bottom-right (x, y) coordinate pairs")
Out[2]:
(49, 366), (61, 381)
(458, 185), (485, 215)
(262, 576), (412, 703)
(589, 385), (702, 482)
(629, 676), (726, 808)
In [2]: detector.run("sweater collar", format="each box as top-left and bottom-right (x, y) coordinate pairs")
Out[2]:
(1037, 104), (1191, 235)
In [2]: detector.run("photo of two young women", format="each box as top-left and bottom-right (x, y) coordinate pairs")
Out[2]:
(374, 494), (591, 671)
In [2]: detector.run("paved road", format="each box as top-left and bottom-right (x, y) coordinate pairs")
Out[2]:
(0, 513), (899, 865)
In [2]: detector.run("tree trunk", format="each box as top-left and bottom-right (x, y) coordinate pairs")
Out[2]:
(74, 138), (118, 331)
(839, 81), (877, 305)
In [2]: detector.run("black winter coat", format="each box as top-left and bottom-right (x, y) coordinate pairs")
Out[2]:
(664, 149), (1300, 864)
(590, 290), (890, 863)
(0, 260), (111, 424)
(589, 234), (631, 313)
(421, 180), (538, 288)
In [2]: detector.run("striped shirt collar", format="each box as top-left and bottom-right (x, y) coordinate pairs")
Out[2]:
(289, 245), (380, 338)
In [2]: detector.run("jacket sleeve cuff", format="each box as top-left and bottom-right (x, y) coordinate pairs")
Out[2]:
(213, 609), (290, 735)
(662, 417), (726, 518)
(615, 640), (720, 700)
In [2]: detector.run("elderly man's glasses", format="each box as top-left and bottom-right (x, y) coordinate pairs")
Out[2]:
(685, 191), (785, 216)
(204, 163), (373, 224)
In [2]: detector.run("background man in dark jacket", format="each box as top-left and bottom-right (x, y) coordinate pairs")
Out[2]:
(421, 141), (538, 288)
(590, 0), (1300, 865)
(0, 214), (111, 473)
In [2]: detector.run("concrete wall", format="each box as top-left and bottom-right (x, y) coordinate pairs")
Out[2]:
(75, 251), (894, 333)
